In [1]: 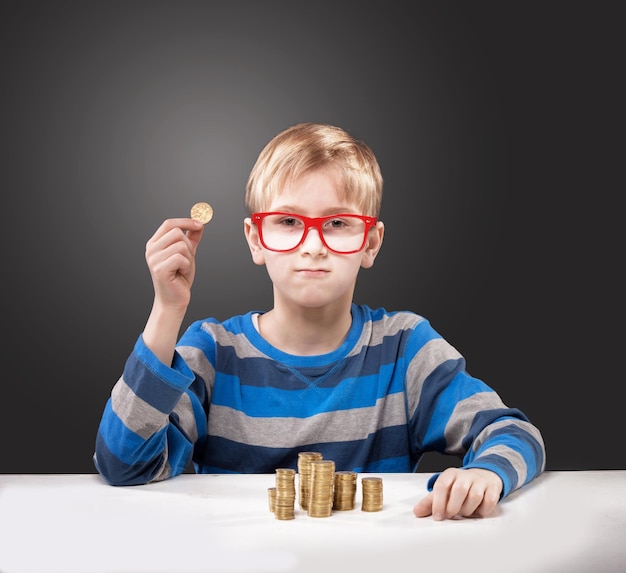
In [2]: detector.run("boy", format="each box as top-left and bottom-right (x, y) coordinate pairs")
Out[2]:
(94, 122), (545, 520)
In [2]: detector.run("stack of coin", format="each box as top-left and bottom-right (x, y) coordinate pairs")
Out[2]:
(274, 468), (296, 520)
(297, 451), (323, 510)
(307, 460), (336, 518)
(267, 486), (277, 513)
(333, 470), (358, 510)
(361, 476), (383, 512)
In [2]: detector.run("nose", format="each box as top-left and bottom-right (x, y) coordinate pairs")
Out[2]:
(300, 225), (327, 254)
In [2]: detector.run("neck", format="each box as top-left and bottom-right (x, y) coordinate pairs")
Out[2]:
(258, 303), (353, 356)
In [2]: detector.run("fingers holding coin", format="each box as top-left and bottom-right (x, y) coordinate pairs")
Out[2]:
(190, 202), (214, 224)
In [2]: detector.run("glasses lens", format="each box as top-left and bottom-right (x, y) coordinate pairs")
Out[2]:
(260, 214), (367, 253)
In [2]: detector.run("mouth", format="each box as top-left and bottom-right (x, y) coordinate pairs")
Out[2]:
(296, 268), (329, 277)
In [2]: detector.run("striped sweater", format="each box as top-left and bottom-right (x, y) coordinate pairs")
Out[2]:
(94, 304), (545, 498)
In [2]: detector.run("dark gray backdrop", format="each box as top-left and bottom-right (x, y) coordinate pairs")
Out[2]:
(1, 1), (623, 473)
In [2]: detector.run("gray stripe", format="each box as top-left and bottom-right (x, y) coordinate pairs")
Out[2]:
(177, 344), (215, 398)
(111, 379), (167, 440)
(173, 392), (199, 443)
(200, 321), (268, 360)
(150, 447), (171, 482)
(208, 392), (408, 448)
(406, 338), (462, 417)
(349, 311), (423, 357)
(444, 391), (507, 453)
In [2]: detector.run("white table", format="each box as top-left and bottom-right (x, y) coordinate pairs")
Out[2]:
(1, 471), (624, 573)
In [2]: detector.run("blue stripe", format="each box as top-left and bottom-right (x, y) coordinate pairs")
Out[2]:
(195, 425), (413, 474)
(357, 456), (411, 473)
(165, 422), (195, 475)
(123, 354), (181, 413)
(413, 361), (467, 448)
(94, 430), (165, 486)
(461, 408), (525, 451)
(187, 385), (209, 438)
(126, 339), (194, 412)
(178, 321), (218, 362)
(211, 366), (404, 417)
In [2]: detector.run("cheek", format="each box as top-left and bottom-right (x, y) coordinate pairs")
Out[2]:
(340, 255), (367, 276)
(260, 253), (284, 276)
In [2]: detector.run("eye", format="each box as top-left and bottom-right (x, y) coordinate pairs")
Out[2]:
(278, 216), (302, 228)
(325, 217), (349, 229)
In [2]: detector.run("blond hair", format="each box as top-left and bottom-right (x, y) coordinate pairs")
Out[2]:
(245, 122), (383, 216)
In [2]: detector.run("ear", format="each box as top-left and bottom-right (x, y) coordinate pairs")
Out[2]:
(360, 221), (384, 269)
(244, 217), (266, 266)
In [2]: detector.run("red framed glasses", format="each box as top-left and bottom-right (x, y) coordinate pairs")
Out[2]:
(251, 212), (378, 254)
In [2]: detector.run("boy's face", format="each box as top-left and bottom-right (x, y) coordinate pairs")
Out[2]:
(244, 167), (384, 311)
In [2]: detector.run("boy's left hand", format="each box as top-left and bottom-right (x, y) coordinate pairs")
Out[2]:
(413, 467), (503, 520)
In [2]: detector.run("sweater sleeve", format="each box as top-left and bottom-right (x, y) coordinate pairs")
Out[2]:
(93, 335), (207, 486)
(406, 320), (546, 499)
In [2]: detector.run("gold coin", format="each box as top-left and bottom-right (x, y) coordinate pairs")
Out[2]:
(190, 202), (214, 224)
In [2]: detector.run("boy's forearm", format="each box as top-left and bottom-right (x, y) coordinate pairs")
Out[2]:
(142, 303), (188, 366)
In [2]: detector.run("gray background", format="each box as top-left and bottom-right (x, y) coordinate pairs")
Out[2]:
(1, 1), (623, 473)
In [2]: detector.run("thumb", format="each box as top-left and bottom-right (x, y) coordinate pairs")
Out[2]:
(413, 491), (434, 518)
(187, 223), (205, 253)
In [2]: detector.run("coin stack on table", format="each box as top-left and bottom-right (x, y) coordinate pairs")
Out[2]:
(361, 476), (383, 512)
(273, 468), (296, 520)
(307, 460), (336, 518)
(297, 451), (323, 510)
(333, 470), (358, 510)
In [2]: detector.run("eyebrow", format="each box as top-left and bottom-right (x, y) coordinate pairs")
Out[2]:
(270, 205), (358, 215)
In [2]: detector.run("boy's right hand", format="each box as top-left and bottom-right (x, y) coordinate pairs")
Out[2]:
(145, 218), (205, 312)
